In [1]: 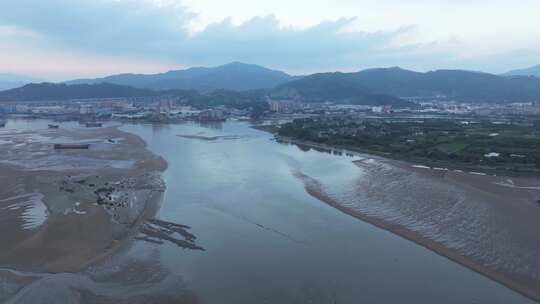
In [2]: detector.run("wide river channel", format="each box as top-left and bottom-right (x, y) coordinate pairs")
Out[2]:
(1, 118), (535, 304)
(117, 121), (535, 304)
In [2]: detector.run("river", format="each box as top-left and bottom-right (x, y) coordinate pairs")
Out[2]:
(0, 118), (535, 303)
(117, 121), (534, 304)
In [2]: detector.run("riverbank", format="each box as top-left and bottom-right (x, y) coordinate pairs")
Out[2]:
(257, 121), (540, 177)
(39, 120), (530, 304)
(252, 125), (540, 301)
(0, 124), (167, 273)
(282, 135), (540, 176)
(292, 152), (540, 302)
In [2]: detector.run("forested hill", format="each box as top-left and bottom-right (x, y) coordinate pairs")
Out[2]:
(0, 83), (158, 102)
(272, 73), (414, 107)
(67, 62), (297, 92)
(349, 67), (540, 102)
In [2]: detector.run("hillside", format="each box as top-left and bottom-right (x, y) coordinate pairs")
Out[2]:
(8, 66), (540, 105)
(0, 73), (41, 91)
(67, 62), (297, 92)
(351, 67), (540, 102)
(503, 64), (540, 78)
(272, 72), (415, 107)
(0, 83), (158, 102)
(272, 67), (540, 104)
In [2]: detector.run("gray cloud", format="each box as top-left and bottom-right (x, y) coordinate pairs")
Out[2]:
(178, 16), (412, 71)
(0, 0), (414, 72)
(0, 0), (190, 56)
(0, 0), (538, 75)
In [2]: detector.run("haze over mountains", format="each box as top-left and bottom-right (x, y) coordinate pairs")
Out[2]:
(2, 62), (540, 105)
(0, 74), (41, 91)
(347, 67), (540, 102)
(271, 72), (409, 107)
(273, 67), (540, 103)
(67, 62), (297, 92)
(0, 83), (158, 102)
(504, 64), (540, 78)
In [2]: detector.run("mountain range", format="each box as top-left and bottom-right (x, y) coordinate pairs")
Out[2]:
(0, 83), (158, 102)
(273, 67), (540, 103)
(3, 62), (540, 105)
(271, 72), (410, 106)
(504, 64), (540, 78)
(67, 62), (297, 92)
(350, 67), (540, 102)
(0, 73), (41, 91)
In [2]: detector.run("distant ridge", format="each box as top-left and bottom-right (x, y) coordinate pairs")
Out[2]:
(0, 82), (158, 102)
(0, 73), (42, 91)
(275, 67), (540, 103)
(503, 64), (540, 78)
(351, 67), (540, 102)
(4, 64), (540, 104)
(272, 72), (413, 107)
(67, 62), (297, 92)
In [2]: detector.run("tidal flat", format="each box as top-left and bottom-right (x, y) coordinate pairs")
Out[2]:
(0, 120), (198, 303)
(1, 119), (538, 304)
(296, 156), (540, 301)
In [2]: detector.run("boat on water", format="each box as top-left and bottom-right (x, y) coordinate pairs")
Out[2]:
(0, 120), (6, 128)
(48, 124), (60, 129)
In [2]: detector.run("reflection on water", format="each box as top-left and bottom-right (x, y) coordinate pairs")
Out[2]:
(197, 121), (224, 130)
(120, 121), (535, 304)
(0, 119), (534, 303)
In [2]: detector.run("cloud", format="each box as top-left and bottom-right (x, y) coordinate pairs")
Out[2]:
(0, 0), (539, 78)
(0, 0), (412, 76)
(177, 16), (411, 72)
(0, 0), (191, 58)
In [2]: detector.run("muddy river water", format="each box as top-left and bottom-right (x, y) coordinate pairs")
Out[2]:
(1, 119), (536, 304)
(119, 121), (535, 304)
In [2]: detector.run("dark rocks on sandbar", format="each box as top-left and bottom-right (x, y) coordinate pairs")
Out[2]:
(138, 219), (204, 251)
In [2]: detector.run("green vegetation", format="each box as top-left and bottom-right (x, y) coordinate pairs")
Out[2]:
(278, 118), (540, 175)
(0, 83), (158, 102)
(273, 73), (414, 107)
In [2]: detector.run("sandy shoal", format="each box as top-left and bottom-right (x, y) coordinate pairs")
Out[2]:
(0, 125), (166, 273)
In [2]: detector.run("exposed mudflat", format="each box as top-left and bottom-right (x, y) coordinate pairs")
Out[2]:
(293, 156), (540, 301)
(2, 120), (538, 303)
(0, 123), (167, 272)
(120, 121), (537, 304)
(0, 121), (196, 303)
(0, 252), (199, 304)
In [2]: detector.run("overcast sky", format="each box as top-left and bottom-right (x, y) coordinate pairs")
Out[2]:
(1, 0), (539, 80)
